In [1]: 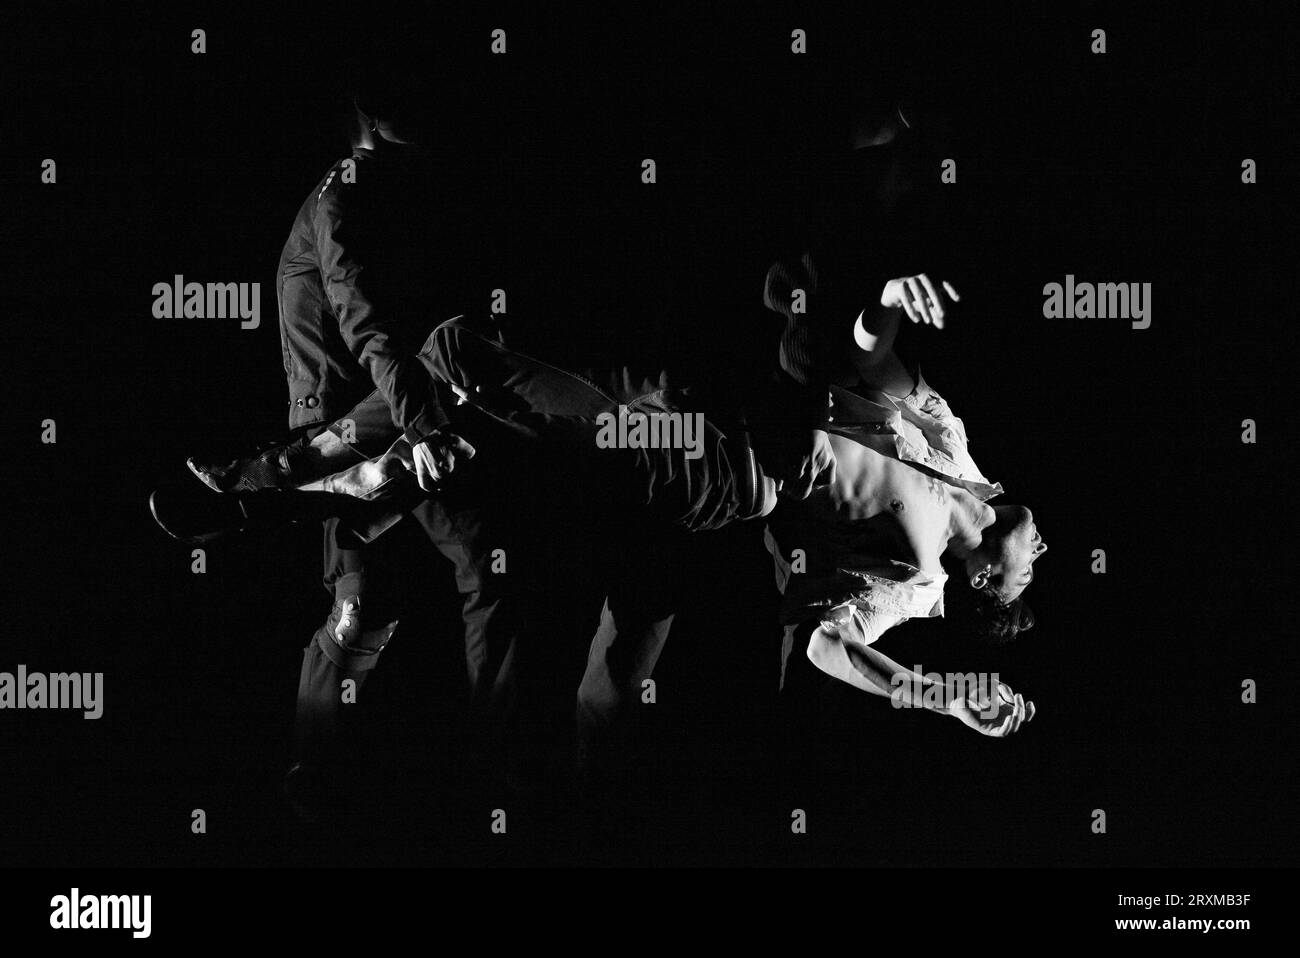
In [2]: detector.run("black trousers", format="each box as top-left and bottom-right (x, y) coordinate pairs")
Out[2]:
(293, 315), (775, 773)
(290, 374), (536, 775)
(292, 495), (529, 774)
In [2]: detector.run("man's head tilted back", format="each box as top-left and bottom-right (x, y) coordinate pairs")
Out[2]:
(948, 505), (1046, 645)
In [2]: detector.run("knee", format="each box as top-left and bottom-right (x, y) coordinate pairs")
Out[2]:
(415, 321), (459, 390)
(576, 649), (637, 726)
(424, 315), (487, 360)
(576, 681), (623, 731)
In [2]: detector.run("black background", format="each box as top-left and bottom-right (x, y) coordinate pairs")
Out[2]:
(6, 4), (1296, 868)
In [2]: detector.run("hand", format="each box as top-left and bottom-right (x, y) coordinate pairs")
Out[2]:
(410, 430), (476, 492)
(949, 681), (1036, 737)
(880, 274), (960, 328)
(449, 382), (518, 417)
(789, 428), (838, 499)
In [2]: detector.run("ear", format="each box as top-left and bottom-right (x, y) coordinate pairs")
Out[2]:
(969, 565), (991, 590)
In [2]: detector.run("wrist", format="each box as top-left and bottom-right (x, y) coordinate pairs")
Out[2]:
(403, 404), (451, 447)
(937, 695), (965, 718)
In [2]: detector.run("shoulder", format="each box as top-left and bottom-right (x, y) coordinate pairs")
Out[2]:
(313, 153), (376, 217)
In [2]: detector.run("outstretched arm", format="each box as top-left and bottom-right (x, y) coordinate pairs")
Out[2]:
(852, 274), (960, 389)
(806, 620), (1035, 737)
(316, 190), (475, 490)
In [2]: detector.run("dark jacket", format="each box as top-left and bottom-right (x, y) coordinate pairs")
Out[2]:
(760, 241), (892, 436)
(278, 146), (477, 444)
(759, 136), (951, 433)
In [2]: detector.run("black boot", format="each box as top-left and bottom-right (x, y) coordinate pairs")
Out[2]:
(186, 439), (303, 492)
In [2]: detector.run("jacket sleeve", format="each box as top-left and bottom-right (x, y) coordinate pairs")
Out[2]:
(761, 252), (834, 430)
(315, 186), (450, 446)
(762, 244), (895, 430)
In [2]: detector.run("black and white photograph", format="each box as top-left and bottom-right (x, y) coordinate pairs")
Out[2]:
(4, 2), (1294, 942)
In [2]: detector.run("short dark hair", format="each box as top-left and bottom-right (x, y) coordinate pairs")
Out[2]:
(941, 576), (1035, 646)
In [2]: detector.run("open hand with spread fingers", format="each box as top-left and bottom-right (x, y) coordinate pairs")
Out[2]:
(881, 274), (960, 328)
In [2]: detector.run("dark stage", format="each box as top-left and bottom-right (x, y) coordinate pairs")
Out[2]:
(5, 2), (1295, 903)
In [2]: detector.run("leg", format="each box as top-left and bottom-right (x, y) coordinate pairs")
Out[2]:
(286, 518), (408, 817)
(575, 600), (675, 762)
(421, 317), (776, 531)
(306, 387), (405, 463)
(408, 494), (528, 771)
(774, 618), (844, 778)
(188, 387), (404, 492)
(574, 522), (680, 780)
(406, 423), (595, 792)
(421, 315), (668, 419)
